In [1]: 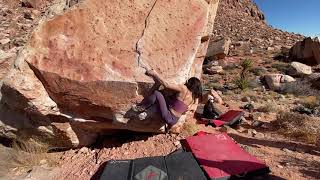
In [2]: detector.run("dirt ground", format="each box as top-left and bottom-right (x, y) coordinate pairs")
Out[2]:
(50, 115), (320, 180)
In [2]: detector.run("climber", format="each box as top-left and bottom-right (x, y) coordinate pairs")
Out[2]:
(132, 68), (202, 127)
(202, 90), (224, 119)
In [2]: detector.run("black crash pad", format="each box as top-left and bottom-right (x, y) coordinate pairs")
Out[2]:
(99, 152), (206, 180)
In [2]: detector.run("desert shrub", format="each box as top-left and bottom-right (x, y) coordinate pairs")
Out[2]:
(181, 123), (199, 136)
(235, 59), (253, 90)
(249, 67), (267, 76)
(299, 96), (319, 109)
(282, 80), (320, 97)
(242, 90), (259, 102)
(235, 78), (249, 90)
(271, 62), (288, 73)
(3, 140), (58, 173)
(206, 82), (224, 91)
(273, 112), (320, 144)
(257, 102), (280, 113)
(223, 63), (238, 71)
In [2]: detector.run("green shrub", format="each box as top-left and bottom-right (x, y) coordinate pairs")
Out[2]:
(235, 59), (253, 90)
(235, 78), (249, 90)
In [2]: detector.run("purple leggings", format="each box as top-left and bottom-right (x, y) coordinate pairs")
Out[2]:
(140, 90), (178, 125)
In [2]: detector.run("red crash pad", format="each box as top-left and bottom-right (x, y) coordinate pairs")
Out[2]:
(183, 132), (269, 179)
(200, 110), (244, 127)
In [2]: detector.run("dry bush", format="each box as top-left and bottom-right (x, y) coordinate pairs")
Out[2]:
(271, 62), (289, 73)
(181, 123), (199, 136)
(282, 81), (320, 97)
(258, 102), (281, 113)
(241, 90), (259, 102)
(299, 96), (319, 109)
(273, 112), (320, 144)
(249, 67), (267, 76)
(205, 82), (224, 90)
(3, 140), (58, 174)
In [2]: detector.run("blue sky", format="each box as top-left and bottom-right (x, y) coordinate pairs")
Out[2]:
(254, 0), (320, 37)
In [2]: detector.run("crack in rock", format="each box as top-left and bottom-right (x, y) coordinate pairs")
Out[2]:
(135, 0), (158, 68)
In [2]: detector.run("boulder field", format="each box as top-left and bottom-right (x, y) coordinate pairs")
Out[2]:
(0, 0), (219, 148)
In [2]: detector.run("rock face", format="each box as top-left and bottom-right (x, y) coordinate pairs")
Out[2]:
(0, 0), (220, 148)
(289, 37), (320, 66)
(288, 62), (312, 77)
(206, 37), (231, 60)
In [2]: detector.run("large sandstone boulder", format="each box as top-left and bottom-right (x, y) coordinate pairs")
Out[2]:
(206, 37), (231, 60)
(289, 37), (320, 66)
(287, 61), (312, 77)
(263, 74), (295, 91)
(0, 0), (220, 148)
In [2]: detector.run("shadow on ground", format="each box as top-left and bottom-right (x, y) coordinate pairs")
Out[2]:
(229, 133), (320, 156)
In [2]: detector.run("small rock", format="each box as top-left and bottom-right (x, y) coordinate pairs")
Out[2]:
(267, 47), (274, 51)
(242, 96), (251, 102)
(39, 159), (47, 165)
(277, 165), (284, 169)
(252, 120), (264, 128)
(21, 0), (35, 8)
(24, 12), (34, 20)
(205, 66), (223, 74)
(294, 106), (313, 115)
(246, 129), (257, 137)
(282, 148), (293, 153)
(174, 141), (181, 147)
(0, 38), (10, 45)
(279, 95), (286, 100)
(78, 147), (90, 154)
(243, 103), (255, 112)
(71, 155), (77, 160)
(254, 132), (264, 138)
(274, 37), (281, 41)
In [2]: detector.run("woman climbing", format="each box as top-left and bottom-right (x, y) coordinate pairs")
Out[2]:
(132, 68), (202, 127)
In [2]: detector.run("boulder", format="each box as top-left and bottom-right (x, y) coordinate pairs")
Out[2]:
(289, 37), (320, 66)
(206, 37), (231, 60)
(263, 74), (295, 91)
(287, 62), (312, 77)
(204, 65), (223, 74)
(0, 0), (220, 148)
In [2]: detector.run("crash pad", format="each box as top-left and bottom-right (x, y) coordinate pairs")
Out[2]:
(200, 110), (244, 127)
(183, 132), (270, 179)
(99, 152), (207, 180)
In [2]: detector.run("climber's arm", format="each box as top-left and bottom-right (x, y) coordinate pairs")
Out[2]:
(146, 69), (184, 92)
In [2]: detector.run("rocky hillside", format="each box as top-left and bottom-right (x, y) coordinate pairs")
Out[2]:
(213, 0), (305, 55)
